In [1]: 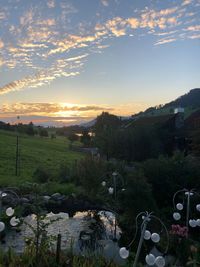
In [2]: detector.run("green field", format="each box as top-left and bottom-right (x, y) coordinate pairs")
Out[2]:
(0, 130), (83, 187)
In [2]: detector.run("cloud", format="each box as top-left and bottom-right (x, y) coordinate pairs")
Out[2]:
(182, 0), (193, 6)
(154, 30), (178, 36)
(188, 34), (200, 39)
(0, 58), (5, 67)
(155, 37), (177, 45)
(36, 19), (56, 26)
(0, 69), (79, 95)
(106, 17), (127, 36)
(0, 39), (4, 49)
(48, 34), (98, 55)
(101, 0), (109, 7)
(0, 11), (6, 20)
(127, 18), (140, 29)
(185, 25), (200, 31)
(0, 115), (94, 127)
(65, 54), (88, 62)
(0, 103), (113, 116)
(0, 0), (199, 98)
(47, 0), (55, 8)
(20, 9), (34, 26)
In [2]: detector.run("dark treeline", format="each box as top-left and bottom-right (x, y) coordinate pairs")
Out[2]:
(0, 121), (49, 137)
(91, 112), (187, 162)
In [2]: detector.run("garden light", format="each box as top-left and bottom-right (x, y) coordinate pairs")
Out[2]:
(144, 230), (151, 240)
(119, 211), (169, 267)
(173, 189), (200, 230)
(196, 204), (200, 212)
(145, 254), (155, 265)
(100, 171), (125, 241)
(108, 187), (114, 195)
(155, 256), (165, 267)
(6, 207), (15, 217)
(10, 216), (20, 227)
(176, 203), (183, 210)
(101, 181), (106, 187)
(0, 221), (5, 232)
(119, 247), (129, 259)
(151, 233), (160, 243)
(173, 212), (181, 221)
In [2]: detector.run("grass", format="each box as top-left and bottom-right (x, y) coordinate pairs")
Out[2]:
(0, 130), (84, 187)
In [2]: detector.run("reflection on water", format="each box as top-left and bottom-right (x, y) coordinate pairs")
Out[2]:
(1, 210), (124, 264)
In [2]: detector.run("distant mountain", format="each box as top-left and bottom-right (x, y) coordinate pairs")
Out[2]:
(80, 119), (97, 128)
(80, 116), (132, 128)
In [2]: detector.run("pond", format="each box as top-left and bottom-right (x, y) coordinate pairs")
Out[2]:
(1, 210), (125, 264)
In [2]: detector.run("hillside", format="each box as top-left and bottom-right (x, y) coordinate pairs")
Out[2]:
(132, 88), (200, 119)
(0, 130), (83, 187)
(164, 88), (200, 108)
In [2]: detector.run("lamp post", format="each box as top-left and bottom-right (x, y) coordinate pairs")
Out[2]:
(172, 188), (200, 230)
(101, 171), (125, 241)
(0, 188), (20, 233)
(119, 211), (169, 267)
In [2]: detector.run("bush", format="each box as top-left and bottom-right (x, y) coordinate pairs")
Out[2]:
(33, 167), (51, 183)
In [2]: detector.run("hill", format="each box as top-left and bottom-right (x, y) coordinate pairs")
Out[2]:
(0, 130), (83, 188)
(132, 88), (200, 119)
(164, 88), (200, 108)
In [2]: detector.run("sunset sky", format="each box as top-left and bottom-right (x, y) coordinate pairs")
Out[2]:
(0, 0), (199, 126)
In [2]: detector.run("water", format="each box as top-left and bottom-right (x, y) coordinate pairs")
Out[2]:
(1, 211), (124, 264)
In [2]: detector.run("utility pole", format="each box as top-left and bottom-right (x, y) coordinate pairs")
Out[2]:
(15, 116), (20, 176)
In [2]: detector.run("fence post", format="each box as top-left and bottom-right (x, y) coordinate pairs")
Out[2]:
(56, 234), (62, 264)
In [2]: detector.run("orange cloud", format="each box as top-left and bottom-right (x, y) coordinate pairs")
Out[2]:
(106, 17), (127, 36)
(0, 103), (113, 117)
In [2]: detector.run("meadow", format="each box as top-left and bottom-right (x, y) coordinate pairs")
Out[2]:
(0, 130), (83, 188)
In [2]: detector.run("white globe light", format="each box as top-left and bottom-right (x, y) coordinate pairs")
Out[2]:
(155, 256), (165, 267)
(145, 254), (156, 266)
(189, 219), (197, 228)
(196, 204), (200, 212)
(173, 212), (181, 221)
(119, 247), (129, 259)
(102, 181), (106, 187)
(144, 230), (151, 240)
(185, 192), (193, 196)
(176, 203), (183, 211)
(10, 216), (20, 227)
(0, 221), (5, 232)
(196, 219), (200, 226)
(6, 207), (14, 217)
(108, 187), (114, 195)
(151, 233), (160, 243)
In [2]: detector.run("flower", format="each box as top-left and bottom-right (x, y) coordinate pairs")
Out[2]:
(170, 224), (188, 238)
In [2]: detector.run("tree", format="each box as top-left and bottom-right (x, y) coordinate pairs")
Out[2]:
(26, 122), (35, 136)
(80, 130), (91, 146)
(68, 133), (78, 148)
(39, 128), (49, 137)
(93, 112), (121, 160)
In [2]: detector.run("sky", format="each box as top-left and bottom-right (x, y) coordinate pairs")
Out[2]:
(0, 0), (199, 126)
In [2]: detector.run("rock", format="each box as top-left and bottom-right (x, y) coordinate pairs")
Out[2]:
(20, 198), (30, 204)
(43, 195), (51, 202)
(51, 193), (61, 200)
